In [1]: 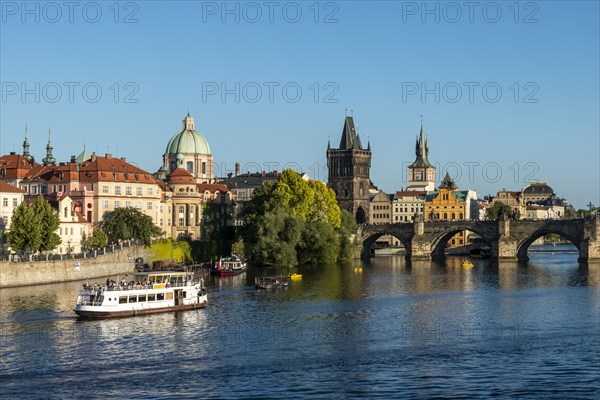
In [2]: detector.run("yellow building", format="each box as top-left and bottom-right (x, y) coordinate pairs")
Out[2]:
(424, 173), (467, 247)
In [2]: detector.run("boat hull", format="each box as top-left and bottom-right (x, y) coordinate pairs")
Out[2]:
(213, 268), (247, 276)
(74, 302), (207, 319)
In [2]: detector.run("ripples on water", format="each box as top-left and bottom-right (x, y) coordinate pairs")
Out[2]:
(1, 247), (599, 399)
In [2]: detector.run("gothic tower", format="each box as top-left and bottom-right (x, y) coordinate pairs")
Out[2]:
(407, 122), (436, 191)
(327, 115), (372, 224)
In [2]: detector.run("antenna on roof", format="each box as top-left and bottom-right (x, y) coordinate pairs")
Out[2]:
(351, 107), (354, 117)
(345, 107), (348, 116)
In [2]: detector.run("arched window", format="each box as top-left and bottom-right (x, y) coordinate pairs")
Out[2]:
(451, 213), (456, 220)
(443, 213), (448, 220)
(202, 162), (206, 174)
(187, 161), (193, 173)
(459, 213), (463, 219)
(64, 207), (68, 218)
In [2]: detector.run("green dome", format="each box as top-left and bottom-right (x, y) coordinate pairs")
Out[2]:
(165, 129), (211, 155)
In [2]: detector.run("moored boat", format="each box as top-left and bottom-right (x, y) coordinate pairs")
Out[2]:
(255, 275), (289, 289)
(74, 271), (208, 319)
(211, 255), (247, 276)
(288, 273), (302, 280)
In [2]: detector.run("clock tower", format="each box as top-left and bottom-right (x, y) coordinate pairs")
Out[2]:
(407, 123), (435, 191)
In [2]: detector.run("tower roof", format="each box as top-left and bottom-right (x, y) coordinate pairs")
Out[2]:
(76, 144), (91, 163)
(165, 113), (211, 156)
(409, 123), (433, 168)
(338, 116), (364, 150)
(438, 172), (458, 190)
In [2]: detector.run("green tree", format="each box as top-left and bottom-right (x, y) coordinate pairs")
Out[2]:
(201, 203), (236, 259)
(85, 227), (108, 249)
(7, 202), (42, 253)
(486, 202), (515, 220)
(297, 221), (339, 265)
(101, 207), (162, 246)
(32, 195), (61, 252)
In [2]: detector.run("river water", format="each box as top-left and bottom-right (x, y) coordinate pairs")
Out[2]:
(1, 244), (599, 399)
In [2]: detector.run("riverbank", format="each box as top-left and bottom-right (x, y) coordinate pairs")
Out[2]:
(0, 245), (149, 288)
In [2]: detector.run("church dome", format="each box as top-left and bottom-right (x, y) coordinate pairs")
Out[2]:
(165, 113), (211, 156)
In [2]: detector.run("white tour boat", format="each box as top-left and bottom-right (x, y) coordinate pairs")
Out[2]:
(74, 271), (208, 319)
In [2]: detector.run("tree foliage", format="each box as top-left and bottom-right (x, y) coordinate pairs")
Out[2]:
(7, 202), (42, 252)
(8, 196), (62, 253)
(486, 202), (515, 220)
(85, 227), (108, 249)
(240, 170), (354, 266)
(32, 196), (61, 252)
(101, 207), (162, 246)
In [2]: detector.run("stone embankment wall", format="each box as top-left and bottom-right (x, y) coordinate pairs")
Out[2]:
(0, 246), (150, 288)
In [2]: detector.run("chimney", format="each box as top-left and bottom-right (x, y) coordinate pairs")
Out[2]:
(274, 170), (278, 177)
(9, 151), (16, 155)
(70, 155), (76, 163)
(106, 153), (112, 159)
(121, 157), (126, 161)
(235, 162), (240, 177)
(91, 152), (96, 162)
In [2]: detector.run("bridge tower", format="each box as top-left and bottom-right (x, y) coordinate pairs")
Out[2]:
(327, 115), (372, 224)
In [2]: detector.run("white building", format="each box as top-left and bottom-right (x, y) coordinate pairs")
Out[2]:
(55, 195), (89, 254)
(0, 180), (25, 232)
(392, 190), (426, 223)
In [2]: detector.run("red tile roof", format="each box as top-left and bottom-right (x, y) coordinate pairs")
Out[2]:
(0, 180), (25, 193)
(167, 168), (195, 184)
(198, 183), (230, 192)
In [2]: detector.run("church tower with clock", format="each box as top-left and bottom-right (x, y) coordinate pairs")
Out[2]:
(407, 123), (436, 192)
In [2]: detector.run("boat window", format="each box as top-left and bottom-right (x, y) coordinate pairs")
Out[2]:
(119, 296), (127, 304)
(128, 296), (137, 303)
(148, 294), (156, 302)
(157, 293), (165, 301)
(138, 294), (147, 302)
(166, 292), (173, 300)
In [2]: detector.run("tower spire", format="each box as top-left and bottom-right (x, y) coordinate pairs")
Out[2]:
(22, 123), (31, 160)
(42, 128), (56, 166)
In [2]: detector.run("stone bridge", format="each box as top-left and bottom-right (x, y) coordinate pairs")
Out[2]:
(359, 218), (600, 263)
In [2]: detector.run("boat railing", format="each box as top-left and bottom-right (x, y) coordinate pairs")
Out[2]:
(82, 279), (204, 294)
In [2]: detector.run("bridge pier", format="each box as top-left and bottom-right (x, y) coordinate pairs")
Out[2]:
(580, 219), (600, 263)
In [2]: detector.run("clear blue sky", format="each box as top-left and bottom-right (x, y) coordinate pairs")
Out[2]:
(1, 0), (598, 208)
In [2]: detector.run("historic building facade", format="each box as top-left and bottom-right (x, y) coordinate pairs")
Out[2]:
(424, 173), (478, 246)
(327, 115), (372, 224)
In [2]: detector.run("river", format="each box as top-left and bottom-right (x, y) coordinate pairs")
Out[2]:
(1, 244), (599, 399)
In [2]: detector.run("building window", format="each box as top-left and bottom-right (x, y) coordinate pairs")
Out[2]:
(452, 213), (456, 220)
(103, 200), (109, 209)
(202, 162), (206, 174)
(136, 201), (142, 209)
(115, 186), (121, 195)
(126, 187), (132, 195)
(126, 201), (132, 208)
(187, 161), (194, 173)
(64, 207), (68, 218)
(13, 198), (18, 207)
(2, 198), (7, 207)
(170, 161), (176, 170)
(102, 185), (109, 194)
(115, 200), (121, 208)
(443, 213), (448, 219)
(179, 206), (185, 226)
(41, 186), (47, 194)
(160, 218), (163, 226)
(147, 202), (153, 210)
(136, 187), (143, 196)
(147, 187), (153, 195)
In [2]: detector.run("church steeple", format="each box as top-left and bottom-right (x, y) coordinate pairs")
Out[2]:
(22, 124), (32, 161)
(42, 129), (57, 166)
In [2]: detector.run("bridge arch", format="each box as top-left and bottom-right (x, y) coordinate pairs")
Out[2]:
(516, 228), (581, 261)
(361, 229), (412, 259)
(430, 225), (493, 260)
